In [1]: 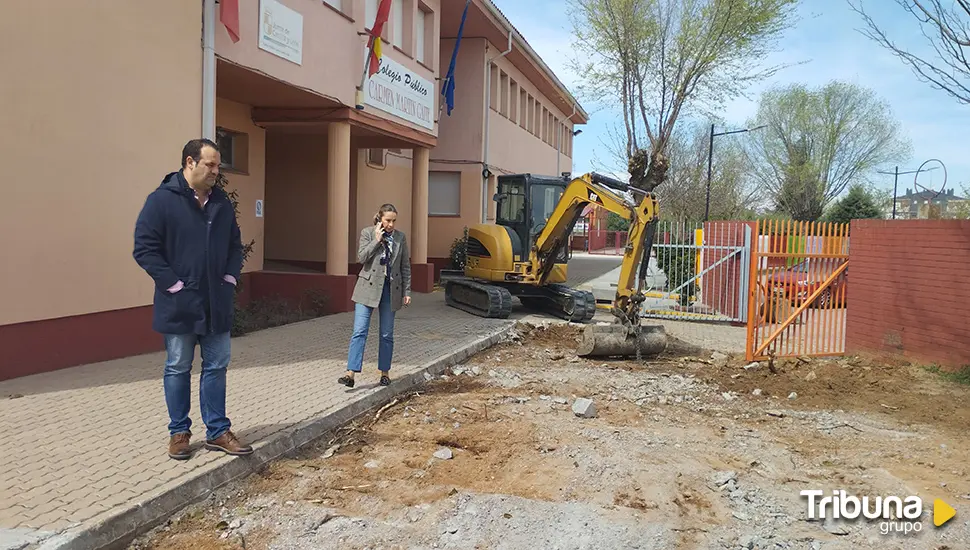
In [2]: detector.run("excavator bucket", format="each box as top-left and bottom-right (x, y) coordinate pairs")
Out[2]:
(576, 323), (667, 358)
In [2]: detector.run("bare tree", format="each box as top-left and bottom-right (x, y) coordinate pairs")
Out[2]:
(745, 81), (911, 220)
(850, 0), (970, 104)
(568, 0), (799, 192)
(656, 123), (764, 220)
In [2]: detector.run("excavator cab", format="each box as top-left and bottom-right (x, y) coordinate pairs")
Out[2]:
(493, 174), (570, 265)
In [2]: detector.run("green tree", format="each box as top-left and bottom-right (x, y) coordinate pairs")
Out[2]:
(745, 81), (911, 221)
(822, 184), (884, 225)
(851, 1), (970, 105)
(773, 136), (825, 220)
(607, 211), (631, 231)
(214, 174), (256, 280)
(949, 185), (970, 219)
(568, 0), (799, 193)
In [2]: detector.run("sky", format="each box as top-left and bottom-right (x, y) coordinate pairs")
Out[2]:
(490, 0), (970, 199)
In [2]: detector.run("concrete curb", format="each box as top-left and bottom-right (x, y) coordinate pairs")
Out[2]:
(37, 324), (514, 550)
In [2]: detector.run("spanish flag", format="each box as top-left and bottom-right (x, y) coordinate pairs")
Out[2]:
(220, 0), (240, 43)
(367, 0), (393, 77)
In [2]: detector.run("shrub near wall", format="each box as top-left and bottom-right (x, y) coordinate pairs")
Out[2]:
(845, 219), (970, 369)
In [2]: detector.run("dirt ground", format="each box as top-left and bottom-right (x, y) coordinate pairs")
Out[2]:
(131, 322), (970, 550)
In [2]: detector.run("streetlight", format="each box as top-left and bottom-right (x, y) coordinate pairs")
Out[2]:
(705, 124), (766, 221)
(876, 163), (940, 220)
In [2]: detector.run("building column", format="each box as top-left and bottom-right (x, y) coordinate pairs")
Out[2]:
(327, 121), (351, 276)
(410, 146), (434, 292)
(411, 147), (429, 263)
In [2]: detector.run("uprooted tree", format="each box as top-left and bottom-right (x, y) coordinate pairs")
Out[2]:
(850, 0), (970, 105)
(568, 0), (799, 193)
(744, 81), (911, 220)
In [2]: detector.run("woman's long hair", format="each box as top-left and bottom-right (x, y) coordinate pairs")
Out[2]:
(374, 203), (398, 224)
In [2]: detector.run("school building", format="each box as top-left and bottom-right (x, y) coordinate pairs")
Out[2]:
(0, 0), (588, 380)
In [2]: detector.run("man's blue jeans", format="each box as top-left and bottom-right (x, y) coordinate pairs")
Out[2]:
(347, 278), (395, 373)
(163, 332), (232, 441)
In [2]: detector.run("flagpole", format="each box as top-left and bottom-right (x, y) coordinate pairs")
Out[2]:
(356, 32), (375, 109)
(437, 0), (470, 122)
(357, 0), (392, 109)
(356, 59), (369, 109)
(436, 76), (451, 121)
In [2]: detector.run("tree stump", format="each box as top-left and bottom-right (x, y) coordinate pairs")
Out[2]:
(576, 324), (668, 358)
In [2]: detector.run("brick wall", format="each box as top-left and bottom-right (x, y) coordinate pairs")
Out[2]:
(846, 219), (970, 368)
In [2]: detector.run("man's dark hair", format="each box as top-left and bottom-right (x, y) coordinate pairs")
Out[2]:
(181, 138), (220, 168)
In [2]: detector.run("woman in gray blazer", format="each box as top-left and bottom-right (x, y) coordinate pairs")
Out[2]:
(338, 203), (412, 388)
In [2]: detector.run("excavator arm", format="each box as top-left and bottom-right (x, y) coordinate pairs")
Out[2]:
(530, 172), (660, 325)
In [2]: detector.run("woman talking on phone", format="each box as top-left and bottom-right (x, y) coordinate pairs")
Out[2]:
(339, 203), (411, 388)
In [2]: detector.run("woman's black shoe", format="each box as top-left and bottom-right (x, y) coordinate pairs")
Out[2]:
(379, 375), (391, 386)
(338, 375), (355, 388)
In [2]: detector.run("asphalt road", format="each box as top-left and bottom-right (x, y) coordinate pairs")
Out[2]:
(565, 252), (623, 286)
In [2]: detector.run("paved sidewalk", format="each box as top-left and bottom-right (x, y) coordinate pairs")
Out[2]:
(0, 292), (511, 550)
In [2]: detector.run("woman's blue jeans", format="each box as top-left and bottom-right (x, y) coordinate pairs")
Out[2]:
(347, 277), (395, 373)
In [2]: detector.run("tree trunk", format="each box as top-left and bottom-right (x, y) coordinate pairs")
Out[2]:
(577, 324), (668, 358)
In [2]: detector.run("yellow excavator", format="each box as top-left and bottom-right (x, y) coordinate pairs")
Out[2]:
(443, 172), (667, 358)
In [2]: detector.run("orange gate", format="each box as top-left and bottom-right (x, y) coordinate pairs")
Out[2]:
(745, 220), (849, 361)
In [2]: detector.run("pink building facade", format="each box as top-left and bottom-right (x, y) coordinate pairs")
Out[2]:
(0, 0), (587, 380)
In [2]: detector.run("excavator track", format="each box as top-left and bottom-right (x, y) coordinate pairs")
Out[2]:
(519, 283), (594, 323)
(580, 290), (597, 321)
(444, 279), (514, 319)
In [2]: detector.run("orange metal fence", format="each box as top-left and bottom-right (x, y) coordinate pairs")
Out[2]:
(745, 220), (850, 361)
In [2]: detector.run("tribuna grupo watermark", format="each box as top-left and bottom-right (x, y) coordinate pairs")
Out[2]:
(801, 489), (925, 535)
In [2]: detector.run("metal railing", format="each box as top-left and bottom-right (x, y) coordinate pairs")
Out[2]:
(641, 221), (752, 323)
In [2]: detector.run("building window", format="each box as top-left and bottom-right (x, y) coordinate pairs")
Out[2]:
(509, 81), (519, 123)
(392, 0), (404, 49)
(429, 171), (461, 216)
(216, 127), (249, 173)
(365, 0), (378, 28)
(490, 64), (500, 111)
(534, 102), (541, 137)
(527, 96), (535, 134)
(323, 0), (342, 12)
(367, 148), (386, 169)
(539, 109), (544, 142)
(519, 90), (528, 129)
(416, 4), (432, 64)
(546, 111), (556, 147)
(500, 72), (509, 117)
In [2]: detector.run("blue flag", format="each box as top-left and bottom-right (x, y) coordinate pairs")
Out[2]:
(441, 0), (470, 116)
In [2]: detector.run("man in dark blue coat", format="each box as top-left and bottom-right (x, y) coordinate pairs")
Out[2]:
(134, 138), (253, 460)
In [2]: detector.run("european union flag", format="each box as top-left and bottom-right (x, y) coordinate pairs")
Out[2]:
(441, 0), (470, 116)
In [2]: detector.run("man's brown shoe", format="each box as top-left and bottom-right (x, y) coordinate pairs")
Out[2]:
(169, 432), (192, 460)
(205, 430), (254, 456)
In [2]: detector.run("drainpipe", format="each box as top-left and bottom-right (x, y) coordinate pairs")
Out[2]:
(482, 31), (512, 223)
(202, 0), (217, 140)
(557, 103), (577, 176)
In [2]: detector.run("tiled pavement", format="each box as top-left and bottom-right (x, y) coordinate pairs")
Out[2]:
(0, 292), (511, 549)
